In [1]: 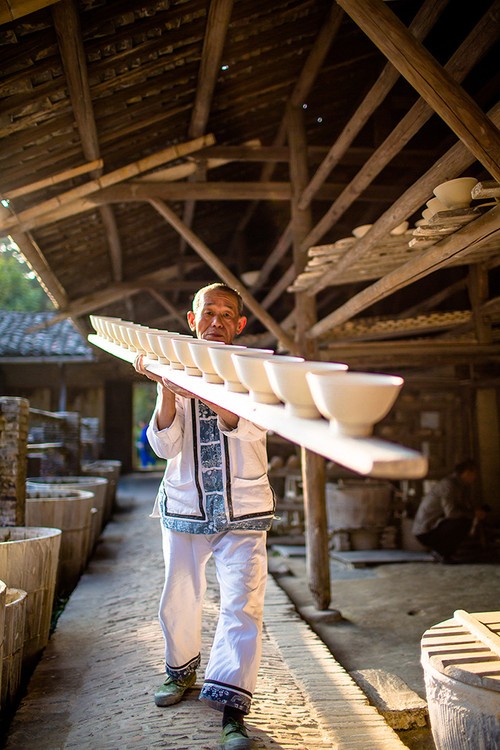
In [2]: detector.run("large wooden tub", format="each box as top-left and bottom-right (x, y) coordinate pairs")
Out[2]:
(27, 476), (108, 555)
(1, 587), (27, 710)
(81, 460), (121, 522)
(0, 527), (61, 671)
(25, 487), (95, 595)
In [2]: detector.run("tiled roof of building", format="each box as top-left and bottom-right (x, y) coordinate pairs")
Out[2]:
(0, 311), (94, 360)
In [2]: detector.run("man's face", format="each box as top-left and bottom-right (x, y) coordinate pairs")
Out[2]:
(187, 289), (246, 344)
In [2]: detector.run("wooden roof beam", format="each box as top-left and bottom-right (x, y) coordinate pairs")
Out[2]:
(308, 205), (500, 340)
(52, 0), (124, 282)
(181, 0), (234, 254)
(337, 0), (500, 180)
(298, 0), (448, 210)
(149, 198), (297, 354)
(230, 3), (343, 240)
(0, 0), (59, 24)
(28, 265), (198, 329)
(0, 135), (215, 235)
(301, 3), (499, 253)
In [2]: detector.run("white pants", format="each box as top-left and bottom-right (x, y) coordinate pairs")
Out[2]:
(159, 526), (268, 713)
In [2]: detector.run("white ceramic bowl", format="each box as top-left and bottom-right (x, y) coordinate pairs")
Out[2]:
(123, 325), (145, 353)
(264, 360), (348, 418)
(146, 331), (177, 363)
(421, 208), (433, 222)
(209, 346), (268, 392)
(433, 177), (477, 210)
(156, 334), (192, 369)
(110, 321), (136, 349)
(305, 371), (404, 437)
(352, 224), (372, 238)
(426, 197), (447, 216)
(188, 340), (227, 383)
(389, 221), (409, 236)
(172, 336), (199, 374)
(232, 352), (304, 404)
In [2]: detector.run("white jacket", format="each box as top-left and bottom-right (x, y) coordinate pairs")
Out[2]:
(147, 394), (275, 531)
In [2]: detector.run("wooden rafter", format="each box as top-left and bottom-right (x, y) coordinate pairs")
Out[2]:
(306, 101), (500, 297)
(29, 265), (200, 329)
(0, 0), (58, 23)
(0, 135), (215, 235)
(337, 0), (500, 180)
(301, 4), (499, 252)
(229, 3), (344, 244)
(298, 0), (447, 211)
(180, 0), (234, 254)
(52, 0), (123, 282)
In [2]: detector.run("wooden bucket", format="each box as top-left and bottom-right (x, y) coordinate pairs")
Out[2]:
(25, 487), (95, 595)
(421, 610), (500, 750)
(27, 476), (108, 555)
(1, 587), (27, 710)
(0, 527), (61, 671)
(0, 579), (6, 706)
(81, 460), (121, 522)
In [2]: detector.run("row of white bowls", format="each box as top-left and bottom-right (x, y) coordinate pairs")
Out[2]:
(90, 316), (404, 438)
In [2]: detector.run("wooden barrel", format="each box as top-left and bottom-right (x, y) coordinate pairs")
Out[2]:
(1, 587), (27, 710)
(0, 579), (6, 707)
(25, 487), (95, 595)
(27, 476), (108, 555)
(81, 460), (121, 522)
(421, 609), (500, 750)
(0, 528), (61, 671)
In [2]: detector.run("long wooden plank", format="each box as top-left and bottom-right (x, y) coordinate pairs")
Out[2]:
(337, 0), (500, 180)
(88, 334), (427, 480)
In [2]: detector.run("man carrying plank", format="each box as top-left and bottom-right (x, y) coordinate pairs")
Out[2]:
(134, 283), (275, 749)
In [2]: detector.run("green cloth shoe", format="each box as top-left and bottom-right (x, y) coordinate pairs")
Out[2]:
(220, 719), (252, 749)
(154, 672), (196, 707)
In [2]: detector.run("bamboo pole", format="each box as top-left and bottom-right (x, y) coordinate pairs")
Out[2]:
(0, 135), (215, 235)
(149, 199), (298, 353)
(2, 160), (103, 200)
(337, 0), (500, 180)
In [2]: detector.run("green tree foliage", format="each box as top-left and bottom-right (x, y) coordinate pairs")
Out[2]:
(0, 238), (54, 311)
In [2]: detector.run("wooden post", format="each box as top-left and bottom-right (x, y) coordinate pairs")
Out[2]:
(0, 397), (29, 526)
(288, 104), (331, 611)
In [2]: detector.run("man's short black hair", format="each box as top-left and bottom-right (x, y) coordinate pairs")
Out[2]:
(192, 283), (244, 316)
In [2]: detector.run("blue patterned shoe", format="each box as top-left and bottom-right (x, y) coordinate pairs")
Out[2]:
(154, 672), (196, 707)
(220, 719), (252, 749)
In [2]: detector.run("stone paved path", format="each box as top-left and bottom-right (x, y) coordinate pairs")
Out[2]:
(4, 475), (406, 750)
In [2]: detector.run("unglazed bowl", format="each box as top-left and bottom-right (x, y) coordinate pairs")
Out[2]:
(305, 371), (404, 437)
(264, 360), (348, 418)
(352, 224), (372, 238)
(433, 177), (477, 210)
(209, 346), (267, 392)
(188, 340), (227, 383)
(232, 352), (304, 404)
(425, 197), (447, 216)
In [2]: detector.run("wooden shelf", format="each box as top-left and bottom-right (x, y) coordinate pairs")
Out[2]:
(89, 334), (428, 479)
